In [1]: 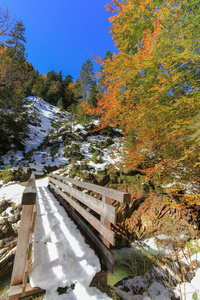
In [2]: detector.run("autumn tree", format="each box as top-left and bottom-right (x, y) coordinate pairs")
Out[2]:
(83, 0), (200, 196)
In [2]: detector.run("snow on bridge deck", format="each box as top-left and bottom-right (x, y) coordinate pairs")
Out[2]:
(29, 178), (111, 300)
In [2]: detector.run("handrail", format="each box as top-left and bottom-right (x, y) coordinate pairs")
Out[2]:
(50, 174), (131, 203)
(48, 173), (131, 272)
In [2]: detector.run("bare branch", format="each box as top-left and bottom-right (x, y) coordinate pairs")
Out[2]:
(0, 6), (14, 41)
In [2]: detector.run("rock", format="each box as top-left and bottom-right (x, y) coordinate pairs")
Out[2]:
(15, 203), (22, 213)
(10, 203), (22, 214)
(110, 286), (138, 300)
(0, 236), (17, 280)
(1, 225), (9, 236)
(8, 212), (20, 223)
(0, 200), (10, 214)
(0, 237), (14, 249)
(1, 211), (8, 217)
(0, 246), (16, 279)
(11, 220), (21, 234)
(95, 174), (110, 186)
(0, 219), (10, 238)
(5, 239), (17, 251)
(0, 248), (8, 257)
(69, 152), (84, 161)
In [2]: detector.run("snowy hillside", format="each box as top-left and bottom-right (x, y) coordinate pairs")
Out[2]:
(0, 96), (123, 178)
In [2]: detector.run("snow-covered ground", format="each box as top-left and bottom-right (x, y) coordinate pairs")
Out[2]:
(0, 96), (123, 176)
(30, 178), (111, 300)
(1, 97), (69, 173)
(1, 178), (200, 299)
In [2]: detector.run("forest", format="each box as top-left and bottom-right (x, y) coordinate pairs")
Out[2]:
(0, 7), (102, 157)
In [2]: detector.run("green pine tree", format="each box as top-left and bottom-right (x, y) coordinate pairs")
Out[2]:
(88, 80), (98, 107)
(6, 20), (26, 59)
(78, 59), (94, 102)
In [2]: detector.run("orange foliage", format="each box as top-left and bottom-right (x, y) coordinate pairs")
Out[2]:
(83, 0), (200, 195)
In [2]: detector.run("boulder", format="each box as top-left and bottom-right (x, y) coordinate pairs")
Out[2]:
(0, 200), (10, 214)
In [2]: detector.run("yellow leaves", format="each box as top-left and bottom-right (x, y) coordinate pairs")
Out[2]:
(84, 0), (200, 189)
(183, 194), (200, 207)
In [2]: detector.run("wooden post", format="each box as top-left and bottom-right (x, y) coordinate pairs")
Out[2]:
(21, 204), (37, 297)
(9, 174), (37, 297)
(10, 205), (35, 286)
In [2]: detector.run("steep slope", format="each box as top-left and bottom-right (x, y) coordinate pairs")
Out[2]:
(0, 96), (123, 179)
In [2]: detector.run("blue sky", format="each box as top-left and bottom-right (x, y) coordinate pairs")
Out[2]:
(2, 0), (116, 81)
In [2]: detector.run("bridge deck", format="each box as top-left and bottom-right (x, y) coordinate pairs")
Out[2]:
(29, 185), (111, 300)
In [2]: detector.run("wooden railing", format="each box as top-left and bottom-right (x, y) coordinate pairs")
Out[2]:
(8, 173), (131, 298)
(48, 174), (131, 274)
(8, 174), (43, 300)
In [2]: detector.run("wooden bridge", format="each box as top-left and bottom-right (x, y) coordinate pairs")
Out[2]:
(8, 173), (131, 299)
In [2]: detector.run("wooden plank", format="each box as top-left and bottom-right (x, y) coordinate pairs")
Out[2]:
(8, 283), (44, 300)
(10, 204), (34, 286)
(22, 173), (37, 205)
(49, 177), (116, 224)
(49, 185), (114, 272)
(49, 182), (115, 246)
(50, 174), (131, 203)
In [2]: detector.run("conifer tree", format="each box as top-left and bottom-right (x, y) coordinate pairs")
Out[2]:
(88, 80), (98, 107)
(73, 79), (83, 105)
(78, 59), (94, 102)
(6, 20), (26, 59)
